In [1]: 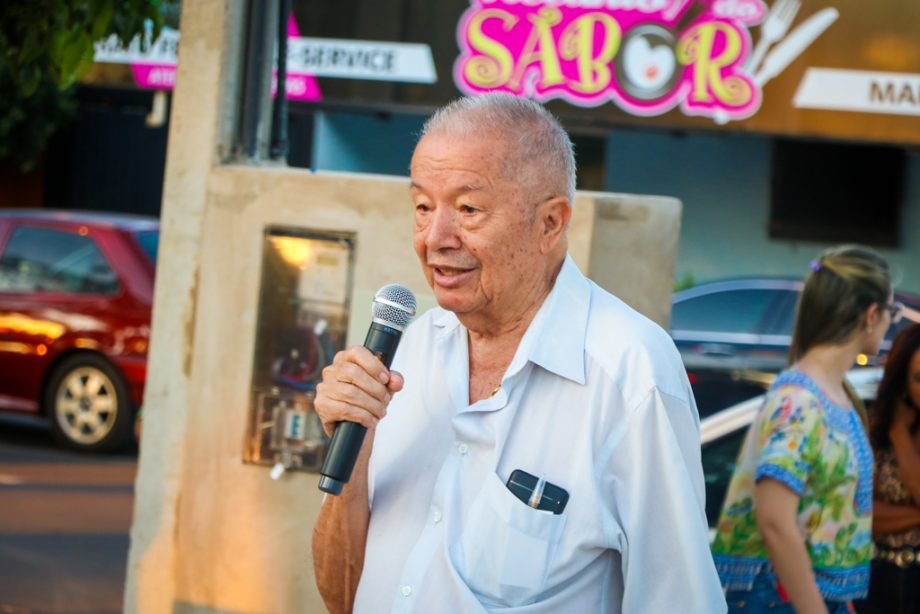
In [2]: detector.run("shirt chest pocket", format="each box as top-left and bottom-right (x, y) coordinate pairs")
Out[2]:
(449, 471), (566, 607)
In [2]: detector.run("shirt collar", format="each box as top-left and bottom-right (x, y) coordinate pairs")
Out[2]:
(431, 254), (589, 385)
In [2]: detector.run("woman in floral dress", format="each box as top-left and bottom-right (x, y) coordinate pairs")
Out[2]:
(860, 324), (920, 613)
(712, 245), (896, 613)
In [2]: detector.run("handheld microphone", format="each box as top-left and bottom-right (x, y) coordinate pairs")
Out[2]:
(318, 284), (417, 495)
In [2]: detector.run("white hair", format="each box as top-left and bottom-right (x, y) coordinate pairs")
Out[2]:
(420, 93), (577, 203)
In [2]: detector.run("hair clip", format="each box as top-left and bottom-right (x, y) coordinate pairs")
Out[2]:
(809, 260), (822, 272)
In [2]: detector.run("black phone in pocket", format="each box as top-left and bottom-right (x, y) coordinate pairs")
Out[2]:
(505, 469), (569, 514)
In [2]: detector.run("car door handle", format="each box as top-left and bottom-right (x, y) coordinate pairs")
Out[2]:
(698, 343), (737, 357)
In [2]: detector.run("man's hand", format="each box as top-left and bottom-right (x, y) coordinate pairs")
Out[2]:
(314, 346), (405, 436)
(312, 346), (404, 614)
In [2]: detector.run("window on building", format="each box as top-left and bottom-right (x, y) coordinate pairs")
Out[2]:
(286, 107), (315, 169)
(571, 133), (606, 192)
(0, 227), (119, 294)
(769, 139), (905, 247)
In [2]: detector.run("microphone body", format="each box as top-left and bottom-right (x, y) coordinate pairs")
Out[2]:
(318, 285), (416, 495)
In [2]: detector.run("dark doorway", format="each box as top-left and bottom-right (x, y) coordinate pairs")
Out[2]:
(44, 86), (170, 217)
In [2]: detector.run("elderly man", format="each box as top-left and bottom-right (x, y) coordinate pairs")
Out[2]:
(312, 93), (725, 613)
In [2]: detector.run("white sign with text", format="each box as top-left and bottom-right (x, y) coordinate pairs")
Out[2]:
(794, 68), (920, 116)
(95, 30), (437, 84)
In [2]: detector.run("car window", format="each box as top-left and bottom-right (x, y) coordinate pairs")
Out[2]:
(703, 427), (748, 526)
(761, 290), (799, 336)
(0, 227), (119, 295)
(135, 230), (158, 263)
(888, 318), (916, 343)
(886, 296), (920, 342)
(692, 372), (769, 420)
(672, 289), (777, 334)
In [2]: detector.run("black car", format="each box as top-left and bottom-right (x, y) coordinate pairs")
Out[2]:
(671, 278), (920, 417)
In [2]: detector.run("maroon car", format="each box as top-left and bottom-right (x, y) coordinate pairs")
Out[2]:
(0, 210), (157, 451)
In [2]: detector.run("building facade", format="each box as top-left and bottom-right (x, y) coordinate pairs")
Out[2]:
(39, 0), (920, 290)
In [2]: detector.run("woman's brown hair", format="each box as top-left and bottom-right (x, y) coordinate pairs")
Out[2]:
(870, 324), (920, 450)
(789, 245), (891, 365)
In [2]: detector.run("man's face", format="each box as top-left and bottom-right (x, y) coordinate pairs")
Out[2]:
(410, 132), (546, 324)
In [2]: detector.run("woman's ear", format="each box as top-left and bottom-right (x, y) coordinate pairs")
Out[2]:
(864, 303), (881, 332)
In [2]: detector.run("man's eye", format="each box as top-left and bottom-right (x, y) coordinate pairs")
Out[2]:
(416, 203), (430, 213)
(460, 204), (477, 214)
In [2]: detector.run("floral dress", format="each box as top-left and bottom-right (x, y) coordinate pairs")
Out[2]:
(711, 370), (874, 602)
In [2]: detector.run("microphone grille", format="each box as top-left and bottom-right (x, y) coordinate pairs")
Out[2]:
(372, 284), (417, 329)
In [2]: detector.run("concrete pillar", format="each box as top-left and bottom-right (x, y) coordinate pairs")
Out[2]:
(125, 0), (242, 612)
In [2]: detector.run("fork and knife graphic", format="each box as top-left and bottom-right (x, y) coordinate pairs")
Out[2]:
(710, 0), (839, 124)
(748, 1), (840, 88)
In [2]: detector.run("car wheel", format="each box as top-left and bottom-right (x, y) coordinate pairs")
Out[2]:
(45, 354), (133, 452)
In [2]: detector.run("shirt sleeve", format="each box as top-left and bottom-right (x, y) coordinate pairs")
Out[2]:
(608, 387), (727, 614)
(754, 387), (820, 496)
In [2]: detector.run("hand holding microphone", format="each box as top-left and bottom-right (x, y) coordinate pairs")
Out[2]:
(316, 284), (416, 495)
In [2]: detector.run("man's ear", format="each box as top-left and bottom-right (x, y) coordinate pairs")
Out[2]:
(537, 196), (572, 254)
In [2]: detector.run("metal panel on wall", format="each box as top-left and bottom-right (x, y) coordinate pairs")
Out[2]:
(244, 228), (355, 474)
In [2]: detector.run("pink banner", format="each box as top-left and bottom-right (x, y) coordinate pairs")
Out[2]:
(131, 15), (322, 102)
(454, 0), (769, 121)
(131, 64), (176, 89)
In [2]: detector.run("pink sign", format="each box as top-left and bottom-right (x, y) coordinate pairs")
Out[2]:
(455, 0), (769, 121)
(281, 15), (322, 101)
(131, 16), (322, 102)
(131, 63), (177, 89)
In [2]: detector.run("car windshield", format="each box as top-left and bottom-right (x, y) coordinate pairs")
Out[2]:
(135, 230), (159, 263)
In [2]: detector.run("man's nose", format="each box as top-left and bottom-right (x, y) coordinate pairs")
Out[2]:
(425, 206), (461, 250)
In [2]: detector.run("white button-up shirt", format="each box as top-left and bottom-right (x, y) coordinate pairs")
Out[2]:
(354, 256), (726, 613)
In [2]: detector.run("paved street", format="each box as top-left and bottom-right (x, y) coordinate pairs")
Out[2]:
(0, 415), (136, 614)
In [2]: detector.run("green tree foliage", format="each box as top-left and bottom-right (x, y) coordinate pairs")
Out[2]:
(0, 1), (164, 170)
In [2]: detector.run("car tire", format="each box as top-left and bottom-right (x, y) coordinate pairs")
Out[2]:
(45, 354), (134, 453)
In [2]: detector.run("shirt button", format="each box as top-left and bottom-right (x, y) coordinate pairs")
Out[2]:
(432, 508), (442, 523)
(457, 443), (469, 455)
(401, 585), (412, 597)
